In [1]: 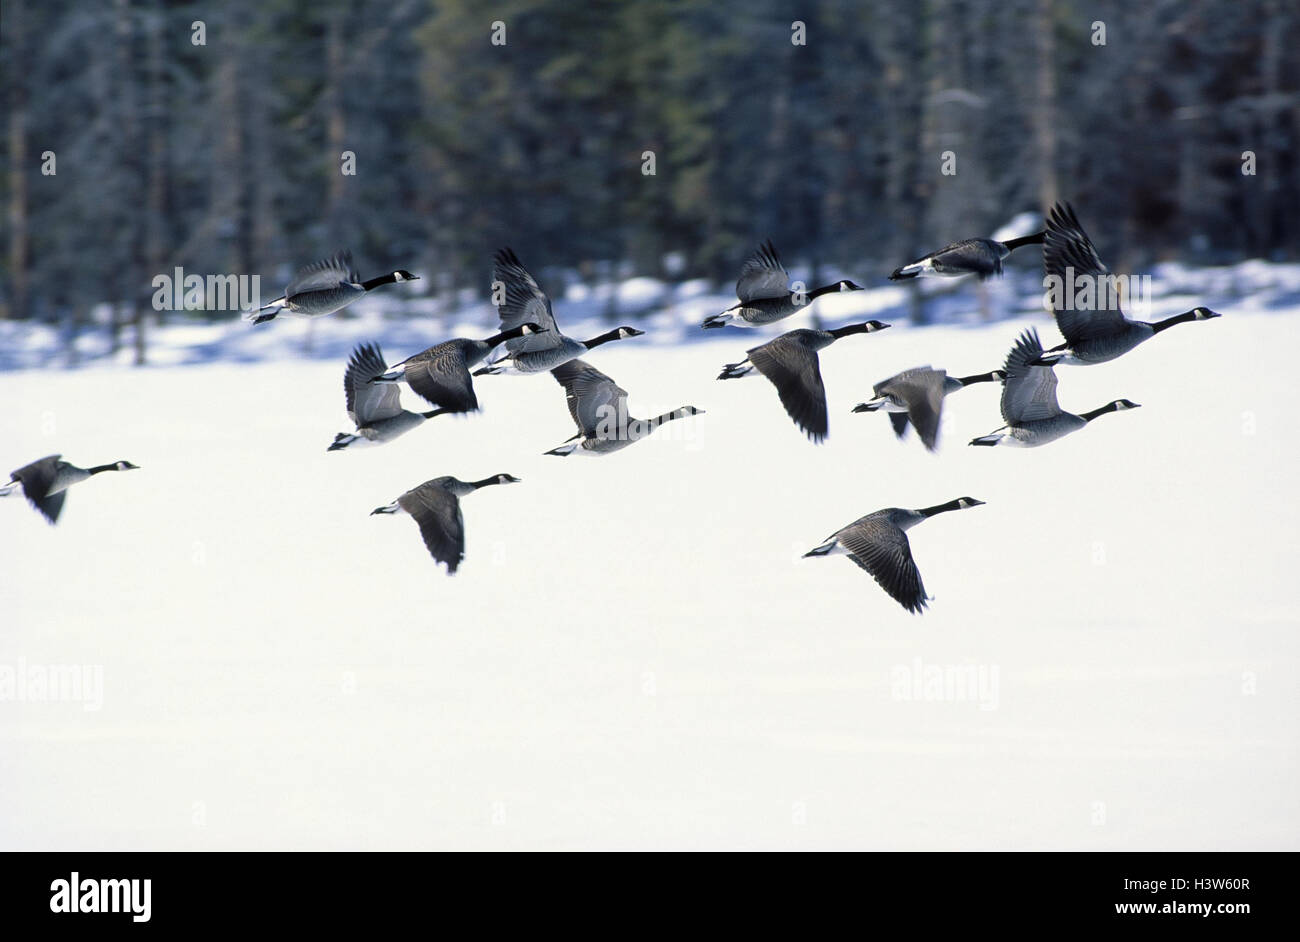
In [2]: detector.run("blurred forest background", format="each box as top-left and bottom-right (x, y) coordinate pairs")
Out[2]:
(2, 0), (1298, 361)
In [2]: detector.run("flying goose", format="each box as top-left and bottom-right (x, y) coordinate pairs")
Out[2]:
(371, 474), (520, 574)
(473, 248), (644, 375)
(1, 455), (139, 524)
(1031, 202), (1221, 365)
(852, 366), (1006, 451)
(702, 239), (863, 329)
(329, 342), (444, 450)
(544, 359), (704, 456)
(245, 250), (417, 324)
(369, 323), (547, 413)
(716, 322), (891, 442)
(969, 328), (1139, 447)
(803, 498), (985, 614)
(889, 232), (1045, 281)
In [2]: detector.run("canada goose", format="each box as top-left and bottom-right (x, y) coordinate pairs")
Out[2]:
(701, 239), (863, 329)
(1, 455), (139, 525)
(803, 497), (985, 614)
(244, 250), (417, 324)
(473, 248), (644, 375)
(889, 232), (1045, 281)
(544, 359), (704, 456)
(328, 342), (444, 450)
(969, 328), (1139, 447)
(1031, 202), (1221, 365)
(852, 367), (1006, 451)
(371, 473), (520, 574)
(716, 322), (890, 442)
(369, 323), (546, 413)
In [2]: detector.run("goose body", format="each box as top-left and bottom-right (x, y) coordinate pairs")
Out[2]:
(702, 240), (862, 329)
(890, 232), (1044, 281)
(804, 497), (984, 614)
(1034, 202), (1220, 365)
(371, 474), (520, 574)
(2, 454), (139, 524)
(245, 251), (417, 324)
(474, 249), (644, 375)
(969, 329), (1139, 448)
(370, 323), (545, 413)
(544, 359), (704, 456)
(717, 321), (890, 442)
(853, 366), (1005, 451)
(329, 342), (444, 450)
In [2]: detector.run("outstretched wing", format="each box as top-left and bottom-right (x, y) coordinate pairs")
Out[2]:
(492, 248), (560, 353)
(12, 455), (65, 524)
(1001, 329), (1061, 424)
(345, 343), (404, 424)
(1044, 202), (1126, 342)
(403, 342), (479, 413)
(399, 483), (466, 574)
(736, 239), (790, 302)
(551, 359), (629, 438)
(748, 334), (829, 443)
(838, 517), (928, 614)
(287, 250), (358, 296)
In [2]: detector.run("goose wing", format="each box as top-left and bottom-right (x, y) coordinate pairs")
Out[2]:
(398, 482), (466, 574)
(492, 248), (560, 353)
(748, 333), (829, 442)
(1001, 329), (1062, 424)
(403, 341), (478, 413)
(1044, 202), (1127, 341)
(874, 367), (946, 450)
(11, 455), (66, 524)
(287, 250), (359, 295)
(345, 343), (404, 424)
(837, 515), (928, 614)
(736, 239), (790, 302)
(551, 359), (629, 438)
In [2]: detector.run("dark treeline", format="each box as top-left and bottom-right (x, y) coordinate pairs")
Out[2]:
(2, 0), (1297, 360)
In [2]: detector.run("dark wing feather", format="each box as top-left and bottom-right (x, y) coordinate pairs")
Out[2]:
(748, 335), (829, 442)
(1044, 202), (1126, 341)
(287, 250), (358, 295)
(888, 412), (911, 439)
(837, 520), (928, 614)
(876, 368), (946, 450)
(12, 455), (64, 524)
(492, 248), (560, 352)
(345, 343), (404, 424)
(735, 239), (790, 302)
(404, 342), (478, 412)
(399, 484), (466, 574)
(1000, 329), (1061, 424)
(551, 359), (628, 438)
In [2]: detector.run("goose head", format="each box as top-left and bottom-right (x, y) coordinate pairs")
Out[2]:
(954, 497), (985, 509)
(838, 280), (864, 292)
(114, 461), (141, 471)
(1112, 399), (1141, 410)
(520, 323), (547, 335)
(392, 270), (419, 283)
(494, 474), (522, 484)
(1192, 306), (1220, 320)
(617, 327), (645, 339)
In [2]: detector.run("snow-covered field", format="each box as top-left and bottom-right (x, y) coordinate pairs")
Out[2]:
(2, 300), (1298, 849)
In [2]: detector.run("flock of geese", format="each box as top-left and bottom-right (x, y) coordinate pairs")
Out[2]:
(5, 201), (1221, 612)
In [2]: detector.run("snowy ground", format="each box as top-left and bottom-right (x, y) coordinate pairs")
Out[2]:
(1, 300), (1298, 849)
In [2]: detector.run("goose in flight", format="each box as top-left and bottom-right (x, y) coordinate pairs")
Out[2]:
(369, 323), (546, 414)
(245, 250), (417, 324)
(702, 239), (863, 329)
(474, 248), (644, 375)
(970, 329), (1139, 447)
(544, 359), (704, 456)
(1, 455), (139, 524)
(371, 474), (520, 574)
(889, 232), (1044, 281)
(329, 342), (444, 450)
(853, 366), (1005, 451)
(1032, 202), (1220, 365)
(804, 498), (985, 614)
(717, 322), (890, 442)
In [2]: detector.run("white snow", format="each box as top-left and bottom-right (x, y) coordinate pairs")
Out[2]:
(1, 305), (1297, 850)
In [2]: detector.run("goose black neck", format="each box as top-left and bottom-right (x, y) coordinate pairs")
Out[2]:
(1080, 403), (1119, 422)
(1002, 232), (1045, 251)
(86, 464), (118, 475)
(828, 323), (871, 339)
(917, 499), (965, 517)
(470, 476), (503, 489)
(954, 371), (1001, 386)
(583, 328), (625, 349)
(646, 409), (688, 429)
(485, 326), (526, 348)
(421, 408), (450, 419)
(1150, 310), (1197, 334)
(808, 283), (843, 300)
(361, 273), (398, 291)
